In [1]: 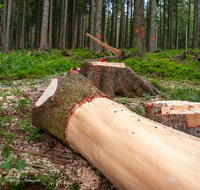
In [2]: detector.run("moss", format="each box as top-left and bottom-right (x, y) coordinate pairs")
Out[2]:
(32, 74), (103, 146)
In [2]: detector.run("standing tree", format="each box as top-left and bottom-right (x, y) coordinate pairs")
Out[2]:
(133, 0), (145, 58)
(110, 0), (115, 47)
(2, 0), (7, 51)
(149, 0), (156, 52)
(94, 0), (103, 52)
(187, 0), (191, 49)
(89, 0), (95, 50)
(48, 0), (53, 49)
(39, 0), (49, 51)
(193, 0), (199, 48)
(59, 0), (68, 49)
(163, 0), (166, 49)
(119, 0), (124, 48)
(21, 0), (27, 50)
(170, 0), (173, 49)
(4, 0), (12, 53)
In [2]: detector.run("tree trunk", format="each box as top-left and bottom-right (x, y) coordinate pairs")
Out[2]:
(15, 0), (21, 49)
(146, 0), (150, 50)
(36, 0), (41, 48)
(125, 0), (129, 48)
(107, 2), (110, 45)
(4, 0), (12, 53)
(71, 0), (76, 49)
(170, 0), (173, 49)
(167, 0), (170, 49)
(175, 0), (178, 49)
(89, 0), (94, 50)
(94, 0), (103, 52)
(21, 0), (27, 50)
(80, 62), (158, 97)
(159, 0), (162, 49)
(133, 0), (145, 58)
(110, 0), (115, 47)
(61, 0), (68, 49)
(130, 0), (133, 47)
(101, 0), (106, 43)
(149, 0), (156, 52)
(187, 0), (191, 49)
(10, 0), (15, 49)
(32, 74), (200, 190)
(77, 12), (82, 48)
(48, 0), (53, 49)
(193, 0), (199, 48)
(39, 0), (49, 52)
(163, 0), (166, 49)
(119, 0), (124, 48)
(2, 0), (7, 51)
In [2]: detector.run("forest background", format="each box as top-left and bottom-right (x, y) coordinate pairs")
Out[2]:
(0, 0), (199, 55)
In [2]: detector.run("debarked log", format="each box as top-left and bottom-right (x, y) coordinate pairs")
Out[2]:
(32, 74), (200, 190)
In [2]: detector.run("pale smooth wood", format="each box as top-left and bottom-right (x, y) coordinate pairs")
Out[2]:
(91, 62), (126, 68)
(67, 98), (200, 190)
(35, 78), (58, 107)
(86, 33), (122, 55)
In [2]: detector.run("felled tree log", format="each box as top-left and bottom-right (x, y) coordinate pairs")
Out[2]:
(32, 74), (200, 190)
(146, 100), (200, 137)
(80, 62), (158, 97)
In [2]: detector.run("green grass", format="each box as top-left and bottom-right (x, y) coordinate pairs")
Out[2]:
(0, 49), (199, 102)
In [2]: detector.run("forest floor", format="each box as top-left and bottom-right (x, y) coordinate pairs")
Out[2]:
(0, 48), (200, 190)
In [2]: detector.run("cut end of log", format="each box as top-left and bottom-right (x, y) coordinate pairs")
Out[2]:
(146, 100), (200, 137)
(35, 78), (58, 107)
(91, 62), (126, 68)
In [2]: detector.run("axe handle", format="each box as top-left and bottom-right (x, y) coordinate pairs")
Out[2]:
(86, 33), (122, 56)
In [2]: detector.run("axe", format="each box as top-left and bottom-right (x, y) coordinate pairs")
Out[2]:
(86, 33), (126, 62)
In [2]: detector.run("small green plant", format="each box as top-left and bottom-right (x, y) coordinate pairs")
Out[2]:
(0, 154), (28, 173)
(133, 106), (144, 116)
(1, 146), (14, 157)
(26, 128), (42, 141)
(11, 98), (30, 112)
(142, 93), (152, 101)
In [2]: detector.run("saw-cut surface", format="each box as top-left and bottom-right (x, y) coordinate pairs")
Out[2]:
(90, 62), (126, 68)
(68, 98), (200, 190)
(146, 100), (200, 137)
(35, 78), (58, 107)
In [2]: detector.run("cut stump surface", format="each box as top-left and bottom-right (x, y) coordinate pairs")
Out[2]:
(80, 62), (158, 97)
(146, 100), (200, 137)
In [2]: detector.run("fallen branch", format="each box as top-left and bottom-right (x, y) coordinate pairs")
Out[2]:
(8, 144), (70, 165)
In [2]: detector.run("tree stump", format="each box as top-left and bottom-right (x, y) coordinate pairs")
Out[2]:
(80, 62), (158, 97)
(146, 100), (200, 137)
(32, 74), (200, 190)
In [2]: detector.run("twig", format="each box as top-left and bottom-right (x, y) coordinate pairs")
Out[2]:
(27, 163), (52, 173)
(8, 144), (71, 165)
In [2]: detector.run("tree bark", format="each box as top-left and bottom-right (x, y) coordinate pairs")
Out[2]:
(149, 0), (156, 52)
(39, 0), (49, 52)
(4, 0), (12, 53)
(133, 0), (145, 58)
(119, 0), (124, 48)
(125, 0), (129, 48)
(193, 0), (199, 48)
(187, 0), (191, 49)
(10, 0), (15, 49)
(94, 0), (103, 52)
(129, 0), (133, 47)
(170, 0), (173, 49)
(21, 0), (27, 50)
(80, 62), (158, 97)
(163, 0), (166, 49)
(2, 0), (7, 51)
(48, 0), (53, 49)
(70, 0), (76, 49)
(110, 0), (115, 47)
(89, 0), (95, 50)
(32, 74), (200, 190)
